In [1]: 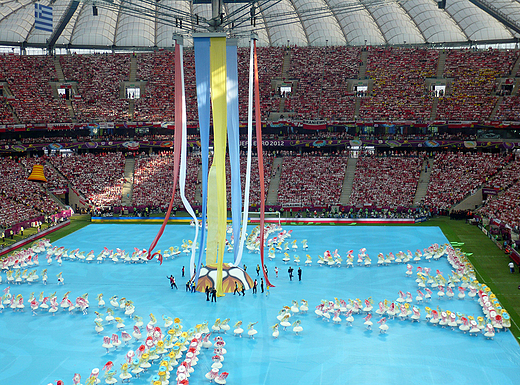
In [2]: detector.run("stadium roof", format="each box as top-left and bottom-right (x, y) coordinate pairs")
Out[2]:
(0, 0), (520, 51)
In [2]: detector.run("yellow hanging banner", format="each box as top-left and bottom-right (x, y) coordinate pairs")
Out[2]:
(205, 164), (218, 266)
(210, 36), (227, 296)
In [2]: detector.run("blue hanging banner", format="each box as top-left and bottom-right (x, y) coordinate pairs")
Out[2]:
(226, 40), (242, 264)
(193, 36), (211, 282)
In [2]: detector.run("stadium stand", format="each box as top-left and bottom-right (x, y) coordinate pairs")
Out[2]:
(277, 154), (348, 206)
(478, 156), (520, 230)
(132, 152), (199, 208)
(421, 152), (506, 210)
(0, 157), (59, 228)
(60, 54), (131, 122)
(358, 47), (438, 121)
(237, 47), (284, 120)
(236, 153), (274, 206)
(134, 51), (176, 122)
(1, 48), (520, 237)
(0, 55), (70, 124)
(436, 49), (519, 121)
(349, 156), (422, 207)
(0, 48), (519, 124)
(48, 152), (126, 208)
(286, 46), (360, 120)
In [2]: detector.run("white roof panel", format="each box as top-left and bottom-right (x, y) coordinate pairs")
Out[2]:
(402, 0), (467, 43)
(446, 0), (514, 41)
(1, 0), (520, 48)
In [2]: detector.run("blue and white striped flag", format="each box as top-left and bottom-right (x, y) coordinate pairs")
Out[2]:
(34, 3), (53, 32)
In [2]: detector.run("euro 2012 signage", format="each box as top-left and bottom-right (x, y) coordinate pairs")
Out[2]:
(238, 140), (285, 147)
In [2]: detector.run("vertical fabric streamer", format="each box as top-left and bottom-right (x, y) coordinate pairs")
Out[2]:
(254, 40), (274, 288)
(178, 41), (199, 278)
(205, 164), (219, 265)
(226, 41), (242, 265)
(193, 37), (211, 284)
(146, 42), (183, 263)
(236, 38), (254, 267)
(210, 37), (228, 296)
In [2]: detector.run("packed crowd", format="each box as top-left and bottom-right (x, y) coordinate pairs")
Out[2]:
(237, 46), (284, 120)
(359, 47), (438, 121)
(134, 51), (176, 122)
(286, 46), (360, 120)
(19, 156), (69, 192)
(0, 157), (59, 229)
(236, 153), (274, 206)
(132, 152), (199, 208)
(2, 148), (520, 236)
(277, 154), (348, 206)
(48, 152), (126, 207)
(482, 155), (520, 191)
(478, 182), (520, 231)
(0, 100), (15, 124)
(421, 152), (506, 210)
(349, 155), (422, 207)
(437, 49), (519, 121)
(495, 95), (520, 121)
(60, 53), (131, 122)
(1, 48), (520, 124)
(320, 47), (360, 120)
(131, 151), (274, 209)
(133, 47), (283, 122)
(477, 157), (520, 229)
(0, 54), (70, 123)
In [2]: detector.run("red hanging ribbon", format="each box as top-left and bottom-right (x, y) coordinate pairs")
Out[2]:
(254, 40), (274, 288)
(147, 43), (183, 264)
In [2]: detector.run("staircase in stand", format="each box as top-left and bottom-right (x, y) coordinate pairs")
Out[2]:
(128, 56), (138, 119)
(129, 55), (137, 82)
(45, 160), (84, 207)
(266, 157), (283, 205)
(195, 166), (202, 204)
(510, 54), (520, 78)
(339, 158), (357, 205)
(277, 49), (292, 116)
(354, 51), (369, 119)
(430, 51), (447, 120)
(451, 189), (483, 211)
(128, 100), (135, 120)
(413, 159), (432, 205)
(430, 98), (439, 121)
(0, 83), (19, 122)
(436, 50), (447, 79)
(354, 98), (361, 119)
(53, 57), (65, 82)
(358, 50), (368, 79)
(279, 98), (285, 113)
(490, 96), (503, 120)
(6, 102), (20, 124)
(121, 157), (135, 206)
(65, 100), (76, 122)
(53, 57), (76, 122)
(46, 186), (68, 210)
(281, 49), (291, 79)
